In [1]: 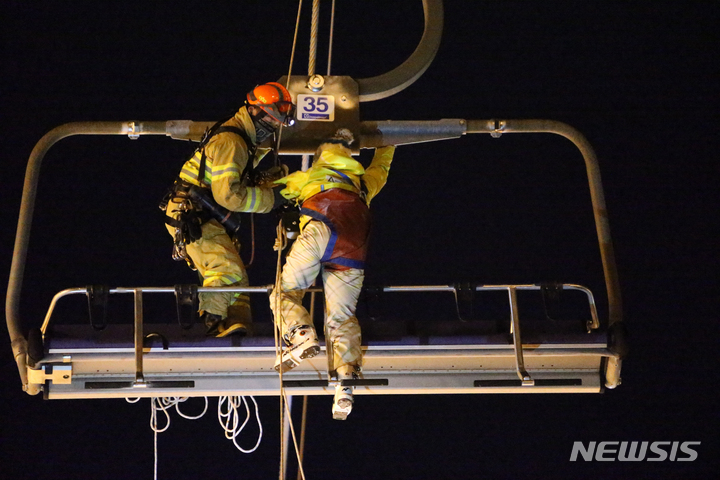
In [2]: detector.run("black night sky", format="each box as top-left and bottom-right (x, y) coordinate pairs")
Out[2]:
(2, 1), (718, 479)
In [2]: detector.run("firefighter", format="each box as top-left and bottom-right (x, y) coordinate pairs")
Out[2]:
(164, 82), (295, 337)
(270, 129), (395, 419)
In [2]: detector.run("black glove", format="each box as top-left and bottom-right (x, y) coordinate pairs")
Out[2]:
(253, 165), (289, 187)
(272, 186), (290, 210)
(178, 211), (203, 244)
(281, 208), (301, 239)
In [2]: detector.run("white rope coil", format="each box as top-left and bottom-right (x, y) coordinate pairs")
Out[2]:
(126, 395), (263, 479)
(218, 395), (264, 453)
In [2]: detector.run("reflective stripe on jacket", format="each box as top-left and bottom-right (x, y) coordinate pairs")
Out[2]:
(178, 106), (275, 213)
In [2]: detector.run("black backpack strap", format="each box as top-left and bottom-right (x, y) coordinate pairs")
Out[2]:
(164, 215), (184, 229)
(197, 119), (257, 187)
(215, 126), (258, 182)
(196, 118), (227, 187)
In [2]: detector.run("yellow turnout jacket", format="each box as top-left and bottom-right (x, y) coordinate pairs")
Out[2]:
(276, 144), (395, 209)
(178, 106), (275, 213)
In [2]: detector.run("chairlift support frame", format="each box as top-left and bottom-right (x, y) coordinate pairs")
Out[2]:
(6, 0), (625, 399)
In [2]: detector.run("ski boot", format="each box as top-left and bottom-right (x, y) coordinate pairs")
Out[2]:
(332, 364), (360, 421)
(274, 325), (320, 372)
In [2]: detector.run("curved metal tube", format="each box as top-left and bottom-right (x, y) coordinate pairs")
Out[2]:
(6, 121), (171, 390)
(9, 117), (622, 391)
(465, 119), (623, 331)
(357, 0), (443, 102)
(360, 118), (623, 333)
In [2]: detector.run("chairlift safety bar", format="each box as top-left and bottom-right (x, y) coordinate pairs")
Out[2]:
(41, 283), (599, 334)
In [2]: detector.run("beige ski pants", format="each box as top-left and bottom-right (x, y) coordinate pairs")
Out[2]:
(270, 220), (364, 371)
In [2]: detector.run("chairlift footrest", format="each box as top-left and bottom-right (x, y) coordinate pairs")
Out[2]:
(84, 380), (195, 389)
(282, 378), (388, 388)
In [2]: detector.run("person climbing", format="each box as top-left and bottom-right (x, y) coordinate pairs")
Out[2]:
(270, 128), (395, 420)
(163, 82), (295, 337)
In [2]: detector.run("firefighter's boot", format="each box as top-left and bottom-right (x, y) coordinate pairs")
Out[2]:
(218, 303), (252, 337)
(202, 312), (224, 337)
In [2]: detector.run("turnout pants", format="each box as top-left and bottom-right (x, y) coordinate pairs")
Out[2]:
(270, 220), (364, 372)
(165, 200), (250, 318)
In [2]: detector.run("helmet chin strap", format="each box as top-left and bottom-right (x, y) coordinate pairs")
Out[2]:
(251, 111), (276, 144)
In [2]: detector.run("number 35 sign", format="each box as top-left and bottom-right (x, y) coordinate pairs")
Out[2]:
(296, 94), (335, 122)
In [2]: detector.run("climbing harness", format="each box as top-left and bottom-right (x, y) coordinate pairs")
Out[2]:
(159, 116), (265, 266)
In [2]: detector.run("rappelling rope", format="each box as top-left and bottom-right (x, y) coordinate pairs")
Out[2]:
(273, 0), (341, 475)
(217, 396), (264, 453)
(245, 213), (256, 268)
(327, 0), (336, 76)
(293, 4), (324, 472)
(275, 0), (304, 157)
(273, 221), (307, 480)
(271, 1), (310, 479)
(295, 0), (322, 456)
(286, 0), (304, 89)
(126, 396), (262, 479)
(254, 0), (306, 272)
(273, 222), (287, 479)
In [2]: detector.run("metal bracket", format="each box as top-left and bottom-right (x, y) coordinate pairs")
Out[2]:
(453, 282), (476, 322)
(307, 74), (325, 92)
(276, 75), (360, 154)
(28, 364), (72, 385)
(127, 121), (141, 139)
(174, 284), (198, 329)
(540, 281), (563, 323)
(133, 288), (145, 384)
(86, 284), (109, 330)
(491, 119), (506, 138)
(144, 332), (169, 350)
(508, 287), (534, 386)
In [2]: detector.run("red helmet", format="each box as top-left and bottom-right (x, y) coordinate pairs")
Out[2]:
(246, 82), (295, 126)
